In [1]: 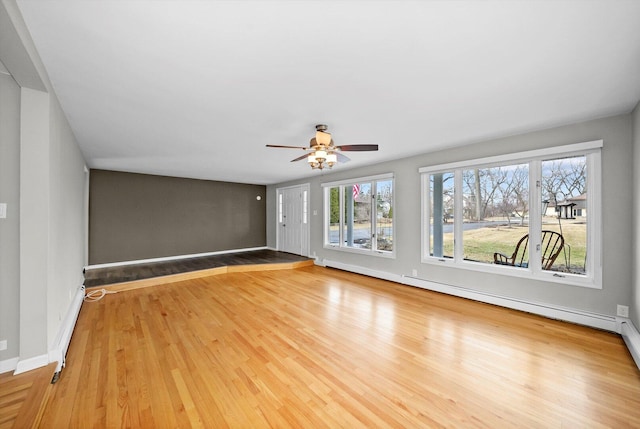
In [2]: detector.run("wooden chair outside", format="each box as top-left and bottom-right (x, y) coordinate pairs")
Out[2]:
(494, 230), (564, 270)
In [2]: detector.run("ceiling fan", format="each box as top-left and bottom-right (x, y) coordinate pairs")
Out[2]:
(266, 124), (379, 170)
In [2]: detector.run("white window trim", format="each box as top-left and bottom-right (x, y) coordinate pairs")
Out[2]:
(321, 172), (394, 188)
(420, 140), (602, 289)
(323, 173), (396, 258)
(418, 140), (602, 174)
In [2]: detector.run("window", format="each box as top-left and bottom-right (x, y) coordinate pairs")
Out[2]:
(460, 162), (530, 264)
(323, 174), (394, 256)
(303, 189), (308, 224)
(429, 172), (454, 258)
(421, 141), (602, 288)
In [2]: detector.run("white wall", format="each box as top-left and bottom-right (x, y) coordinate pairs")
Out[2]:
(268, 113), (634, 319)
(0, 1), (87, 372)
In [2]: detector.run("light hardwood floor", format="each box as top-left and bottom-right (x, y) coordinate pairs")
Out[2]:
(40, 266), (640, 428)
(0, 362), (57, 429)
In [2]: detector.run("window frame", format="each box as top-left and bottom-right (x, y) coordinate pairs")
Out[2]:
(420, 140), (602, 289)
(322, 173), (395, 258)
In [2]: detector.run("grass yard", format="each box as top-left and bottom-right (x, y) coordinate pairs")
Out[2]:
(435, 218), (587, 274)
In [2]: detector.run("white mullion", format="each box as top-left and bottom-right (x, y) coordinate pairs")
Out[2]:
(324, 187), (330, 246)
(421, 173), (429, 261)
(339, 186), (344, 248)
(529, 160), (542, 274)
(587, 151), (602, 283)
(371, 181), (377, 251)
(454, 170), (464, 263)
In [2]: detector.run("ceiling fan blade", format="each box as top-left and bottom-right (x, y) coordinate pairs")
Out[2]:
(266, 144), (308, 150)
(290, 153), (310, 162)
(335, 144), (379, 152)
(336, 152), (350, 163)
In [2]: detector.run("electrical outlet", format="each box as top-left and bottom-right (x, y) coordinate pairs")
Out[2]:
(0, 340), (7, 351)
(617, 305), (629, 318)
(412, 269), (418, 277)
(0, 203), (6, 219)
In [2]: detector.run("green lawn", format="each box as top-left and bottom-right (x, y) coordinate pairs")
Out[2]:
(435, 219), (587, 274)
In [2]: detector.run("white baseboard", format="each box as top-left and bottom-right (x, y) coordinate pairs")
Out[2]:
(14, 353), (49, 375)
(48, 286), (85, 374)
(620, 319), (640, 369)
(321, 259), (619, 333)
(0, 357), (19, 374)
(13, 285), (85, 376)
(85, 246), (269, 270)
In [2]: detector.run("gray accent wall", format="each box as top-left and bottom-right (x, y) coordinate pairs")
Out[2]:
(268, 113), (634, 319)
(89, 170), (266, 264)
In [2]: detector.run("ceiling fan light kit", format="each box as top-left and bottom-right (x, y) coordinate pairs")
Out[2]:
(267, 124), (378, 171)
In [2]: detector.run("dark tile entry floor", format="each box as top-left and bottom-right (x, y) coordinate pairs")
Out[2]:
(84, 249), (313, 288)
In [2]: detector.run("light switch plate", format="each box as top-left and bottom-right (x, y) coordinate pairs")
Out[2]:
(0, 203), (6, 219)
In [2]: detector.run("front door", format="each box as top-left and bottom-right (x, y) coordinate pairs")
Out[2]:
(277, 185), (309, 256)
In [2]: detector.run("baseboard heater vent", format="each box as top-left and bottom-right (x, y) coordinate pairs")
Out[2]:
(620, 320), (640, 370)
(48, 285), (85, 382)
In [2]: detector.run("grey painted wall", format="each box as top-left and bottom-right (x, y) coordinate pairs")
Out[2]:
(45, 91), (88, 346)
(1, 1), (87, 365)
(0, 71), (21, 361)
(632, 102), (639, 327)
(89, 170), (266, 264)
(268, 113), (634, 319)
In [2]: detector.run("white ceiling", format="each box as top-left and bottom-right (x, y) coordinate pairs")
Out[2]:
(15, 0), (640, 185)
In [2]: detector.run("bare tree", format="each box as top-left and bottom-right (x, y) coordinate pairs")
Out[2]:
(493, 165), (528, 226)
(541, 157), (587, 207)
(509, 166), (529, 225)
(463, 168), (509, 221)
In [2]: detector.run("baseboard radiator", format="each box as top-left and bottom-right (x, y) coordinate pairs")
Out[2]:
(620, 320), (640, 370)
(48, 285), (85, 381)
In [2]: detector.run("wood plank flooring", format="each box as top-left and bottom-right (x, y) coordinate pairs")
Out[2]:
(41, 266), (640, 428)
(0, 362), (57, 429)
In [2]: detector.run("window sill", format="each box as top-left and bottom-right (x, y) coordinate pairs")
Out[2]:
(324, 244), (396, 259)
(421, 257), (601, 289)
